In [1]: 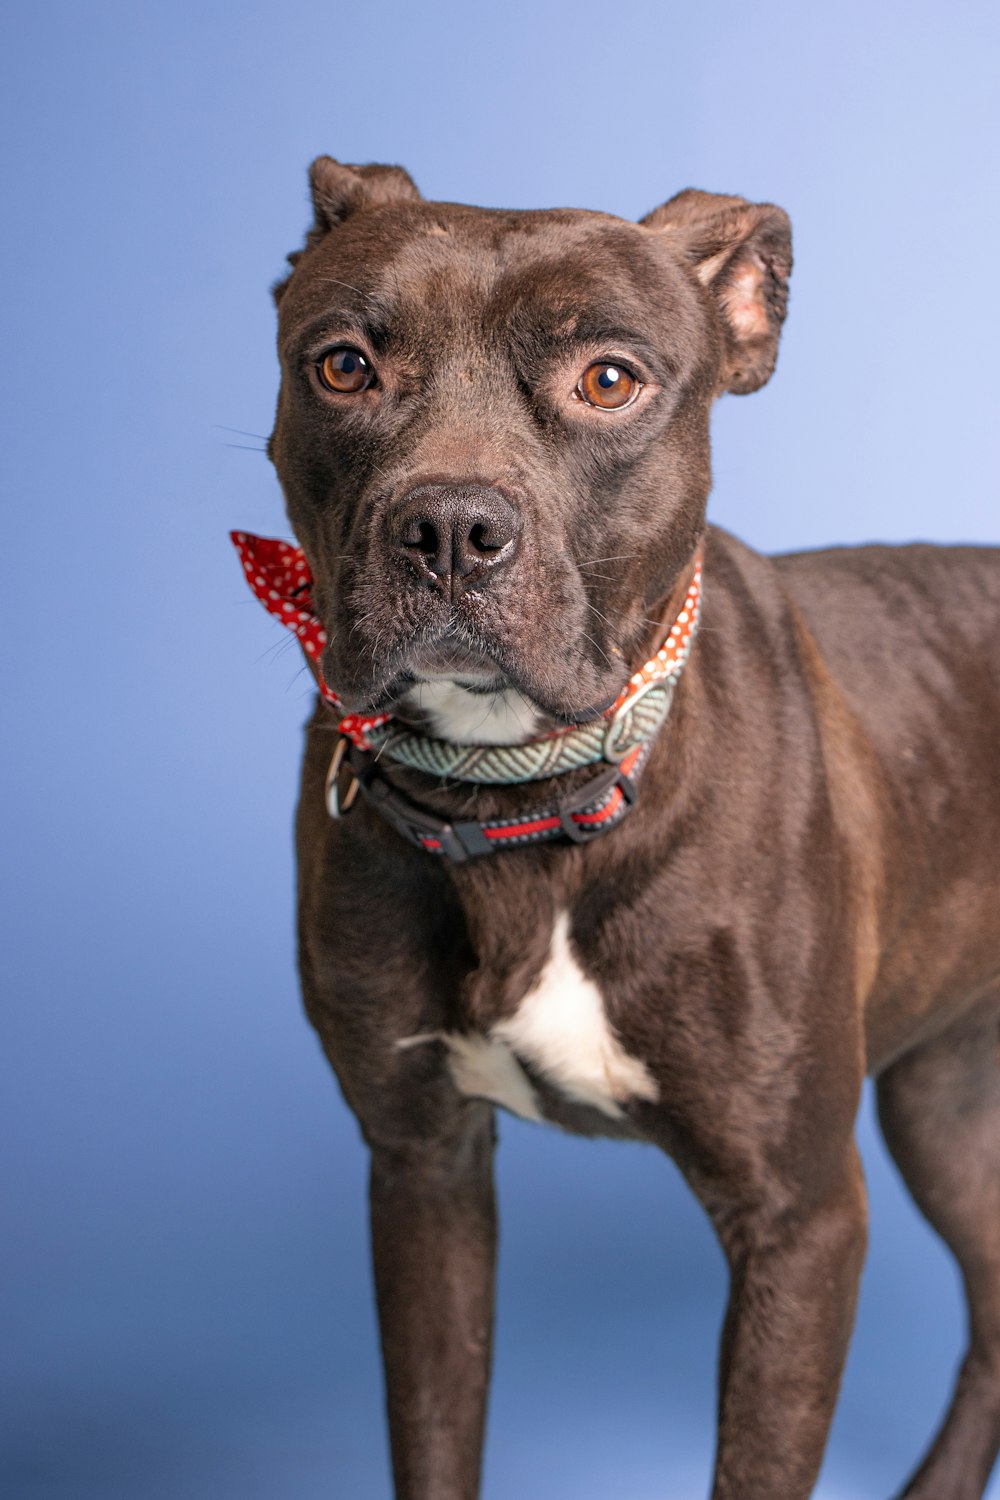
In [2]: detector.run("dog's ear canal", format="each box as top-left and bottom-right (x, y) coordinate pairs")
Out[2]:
(642, 189), (792, 394)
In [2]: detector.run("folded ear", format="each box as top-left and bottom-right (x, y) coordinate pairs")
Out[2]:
(308, 155), (422, 233)
(274, 157), (422, 303)
(642, 189), (792, 394)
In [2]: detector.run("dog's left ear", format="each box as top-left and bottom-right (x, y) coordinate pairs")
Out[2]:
(642, 190), (792, 394)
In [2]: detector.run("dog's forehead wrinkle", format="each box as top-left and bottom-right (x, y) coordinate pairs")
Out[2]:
(321, 210), (661, 322)
(374, 227), (505, 312)
(288, 223), (701, 385)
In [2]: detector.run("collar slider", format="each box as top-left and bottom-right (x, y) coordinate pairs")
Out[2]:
(602, 676), (676, 764)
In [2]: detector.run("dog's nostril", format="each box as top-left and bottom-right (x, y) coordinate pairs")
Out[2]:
(468, 521), (505, 555)
(419, 521), (438, 555)
(400, 519), (439, 557)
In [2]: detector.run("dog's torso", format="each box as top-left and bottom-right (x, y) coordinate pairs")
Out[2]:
(297, 527), (1000, 1194)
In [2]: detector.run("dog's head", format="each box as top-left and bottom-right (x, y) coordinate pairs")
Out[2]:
(268, 158), (791, 730)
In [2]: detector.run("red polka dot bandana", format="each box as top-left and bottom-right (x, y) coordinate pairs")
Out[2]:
(230, 531), (391, 747)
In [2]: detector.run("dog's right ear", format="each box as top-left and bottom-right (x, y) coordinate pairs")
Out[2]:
(308, 156), (422, 232)
(273, 157), (422, 304)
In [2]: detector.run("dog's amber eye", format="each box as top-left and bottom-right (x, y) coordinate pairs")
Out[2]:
(577, 362), (639, 410)
(319, 347), (373, 394)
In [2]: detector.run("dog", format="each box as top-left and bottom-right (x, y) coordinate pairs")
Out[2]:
(235, 156), (1000, 1499)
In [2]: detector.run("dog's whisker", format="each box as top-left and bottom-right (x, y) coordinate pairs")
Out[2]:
(578, 553), (642, 568)
(307, 275), (366, 296)
(578, 630), (613, 668)
(254, 632), (299, 666)
(213, 424), (271, 441)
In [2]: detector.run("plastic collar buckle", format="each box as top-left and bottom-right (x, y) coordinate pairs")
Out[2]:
(557, 762), (639, 844)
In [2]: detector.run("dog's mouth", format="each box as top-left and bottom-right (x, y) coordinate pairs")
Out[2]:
(344, 625), (504, 711)
(346, 625), (618, 736)
(231, 528), (628, 735)
(401, 636), (506, 687)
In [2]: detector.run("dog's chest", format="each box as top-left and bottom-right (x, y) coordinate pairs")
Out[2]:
(420, 912), (659, 1122)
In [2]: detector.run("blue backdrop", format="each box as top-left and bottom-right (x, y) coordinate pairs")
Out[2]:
(2, 3), (997, 1497)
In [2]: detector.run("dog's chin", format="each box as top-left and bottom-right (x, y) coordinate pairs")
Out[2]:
(328, 625), (624, 727)
(392, 671), (620, 741)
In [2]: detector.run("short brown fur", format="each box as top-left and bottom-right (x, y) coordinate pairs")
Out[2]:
(263, 158), (1000, 1500)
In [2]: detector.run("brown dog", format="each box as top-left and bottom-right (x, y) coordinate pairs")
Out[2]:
(249, 156), (1000, 1499)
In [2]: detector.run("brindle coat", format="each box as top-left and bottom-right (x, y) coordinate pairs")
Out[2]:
(263, 157), (1000, 1499)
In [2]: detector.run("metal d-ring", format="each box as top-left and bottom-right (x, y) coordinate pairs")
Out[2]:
(602, 676), (674, 763)
(325, 737), (360, 818)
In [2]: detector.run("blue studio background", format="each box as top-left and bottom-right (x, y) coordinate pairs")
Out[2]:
(3, 4), (998, 1497)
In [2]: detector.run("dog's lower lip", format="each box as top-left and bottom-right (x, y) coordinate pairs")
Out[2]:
(404, 636), (500, 680)
(362, 676), (620, 726)
(550, 690), (620, 726)
(326, 626), (623, 722)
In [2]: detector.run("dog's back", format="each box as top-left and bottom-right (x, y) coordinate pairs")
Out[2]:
(775, 538), (1000, 806)
(776, 537), (1000, 673)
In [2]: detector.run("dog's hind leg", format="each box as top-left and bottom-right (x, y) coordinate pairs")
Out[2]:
(876, 993), (1000, 1500)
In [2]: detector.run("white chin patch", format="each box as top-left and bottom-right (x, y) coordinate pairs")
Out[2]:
(403, 679), (542, 745)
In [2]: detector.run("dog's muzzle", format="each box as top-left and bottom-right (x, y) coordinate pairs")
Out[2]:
(232, 529), (704, 860)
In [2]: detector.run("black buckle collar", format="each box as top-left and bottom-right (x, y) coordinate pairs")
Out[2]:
(329, 741), (642, 863)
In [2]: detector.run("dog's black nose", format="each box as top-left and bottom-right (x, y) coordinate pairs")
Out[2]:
(389, 484), (520, 598)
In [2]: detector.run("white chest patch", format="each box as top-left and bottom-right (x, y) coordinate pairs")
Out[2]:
(436, 1031), (543, 1121)
(402, 679), (541, 745)
(396, 1028), (542, 1122)
(493, 913), (659, 1118)
(399, 912), (659, 1122)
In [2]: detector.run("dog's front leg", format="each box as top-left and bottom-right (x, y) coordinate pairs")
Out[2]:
(706, 1145), (868, 1499)
(369, 1102), (497, 1500)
